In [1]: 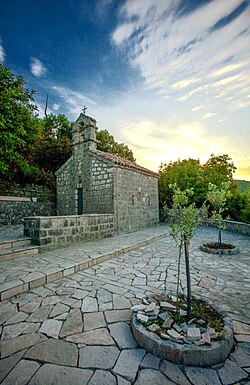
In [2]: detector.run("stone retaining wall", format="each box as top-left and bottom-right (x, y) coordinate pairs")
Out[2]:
(201, 220), (250, 236)
(0, 181), (55, 202)
(0, 182), (56, 225)
(161, 209), (249, 237)
(24, 214), (114, 251)
(0, 199), (56, 225)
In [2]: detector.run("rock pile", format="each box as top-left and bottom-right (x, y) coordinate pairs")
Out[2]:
(131, 295), (223, 346)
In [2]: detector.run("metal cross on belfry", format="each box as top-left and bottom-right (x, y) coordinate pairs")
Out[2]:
(82, 106), (87, 115)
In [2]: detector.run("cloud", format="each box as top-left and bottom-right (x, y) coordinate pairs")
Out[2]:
(0, 39), (5, 62)
(171, 77), (202, 90)
(52, 103), (60, 111)
(117, 117), (227, 171)
(203, 112), (217, 119)
(112, 23), (136, 45)
(209, 62), (248, 78)
(30, 58), (47, 77)
(112, 0), (250, 109)
(192, 105), (204, 112)
(53, 86), (96, 118)
(95, 0), (113, 19)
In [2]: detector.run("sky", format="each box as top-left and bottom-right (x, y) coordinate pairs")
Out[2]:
(0, 0), (250, 180)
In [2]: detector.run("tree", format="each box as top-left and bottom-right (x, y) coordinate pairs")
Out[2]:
(30, 114), (73, 188)
(159, 154), (238, 216)
(239, 189), (250, 223)
(0, 65), (136, 187)
(40, 114), (73, 140)
(0, 64), (40, 182)
(167, 185), (199, 319)
(226, 186), (248, 221)
(159, 158), (203, 208)
(201, 154), (236, 188)
(97, 129), (136, 162)
(205, 182), (232, 244)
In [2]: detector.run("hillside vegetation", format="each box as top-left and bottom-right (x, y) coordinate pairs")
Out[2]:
(235, 180), (250, 192)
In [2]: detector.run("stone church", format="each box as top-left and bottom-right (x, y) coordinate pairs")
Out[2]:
(56, 113), (159, 234)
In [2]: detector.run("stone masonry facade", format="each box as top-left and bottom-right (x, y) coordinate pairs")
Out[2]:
(114, 167), (159, 233)
(56, 113), (159, 235)
(24, 214), (114, 251)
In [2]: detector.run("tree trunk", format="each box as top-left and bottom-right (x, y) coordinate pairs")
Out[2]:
(184, 237), (192, 319)
(44, 93), (49, 117)
(176, 240), (183, 314)
(218, 228), (222, 245)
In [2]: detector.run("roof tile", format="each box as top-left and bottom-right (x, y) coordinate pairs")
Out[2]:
(94, 150), (158, 177)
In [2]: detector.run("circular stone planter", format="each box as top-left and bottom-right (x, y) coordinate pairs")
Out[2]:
(200, 243), (240, 255)
(131, 296), (234, 367)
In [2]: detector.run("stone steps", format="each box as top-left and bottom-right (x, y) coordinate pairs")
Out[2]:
(0, 238), (39, 262)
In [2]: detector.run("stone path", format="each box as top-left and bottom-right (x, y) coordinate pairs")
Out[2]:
(0, 226), (249, 384)
(0, 226), (168, 301)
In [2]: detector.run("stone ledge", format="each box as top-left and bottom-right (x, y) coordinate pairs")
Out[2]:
(200, 244), (240, 255)
(0, 196), (31, 202)
(200, 220), (250, 237)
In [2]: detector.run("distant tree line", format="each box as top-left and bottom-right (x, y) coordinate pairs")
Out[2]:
(159, 155), (250, 223)
(0, 64), (135, 189)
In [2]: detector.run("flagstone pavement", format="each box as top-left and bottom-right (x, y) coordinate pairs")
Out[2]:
(0, 225), (249, 385)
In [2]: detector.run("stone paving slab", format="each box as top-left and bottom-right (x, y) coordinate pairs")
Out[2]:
(0, 359), (40, 385)
(0, 226), (249, 385)
(28, 364), (93, 385)
(0, 226), (168, 301)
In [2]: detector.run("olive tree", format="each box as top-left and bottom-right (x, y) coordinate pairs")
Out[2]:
(167, 185), (199, 319)
(206, 182), (232, 245)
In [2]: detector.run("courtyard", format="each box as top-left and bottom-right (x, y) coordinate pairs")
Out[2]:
(0, 225), (249, 385)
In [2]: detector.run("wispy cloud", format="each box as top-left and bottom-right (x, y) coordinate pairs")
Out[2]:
(0, 39), (5, 62)
(30, 58), (47, 77)
(95, 0), (113, 19)
(203, 112), (217, 119)
(112, 0), (250, 110)
(118, 117), (226, 170)
(192, 105), (204, 112)
(53, 86), (96, 117)
(52, 103), (60, 111)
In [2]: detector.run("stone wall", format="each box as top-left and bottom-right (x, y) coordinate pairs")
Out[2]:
(56, 157), (75, 215)
(114, 168), (159, 234)
(56, 153), (114, 216)
(0, 199), (56, 225)
(86, 156), (114, 214)
(0, 182), (56, 225)
(201, 220), (250, 236)
(24, 214), (114, 251)
(162, 211), (250, 237)
(0, 181), (55, 202)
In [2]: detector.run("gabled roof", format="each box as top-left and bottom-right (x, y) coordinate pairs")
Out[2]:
(94, 150), (159, 178)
